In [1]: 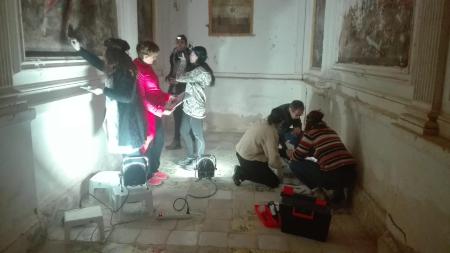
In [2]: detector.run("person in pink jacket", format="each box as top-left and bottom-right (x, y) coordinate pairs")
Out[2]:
(134, 41), (174, 186)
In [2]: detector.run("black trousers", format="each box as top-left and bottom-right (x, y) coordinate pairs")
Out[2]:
(236, 152), (280, 188)
(289, 159), (356, 190)
(144, 117), (164, 177)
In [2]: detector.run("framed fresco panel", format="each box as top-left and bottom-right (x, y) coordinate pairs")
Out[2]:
(337, 0), (414, 68)
(21, 0), (117, 57)
(311, 0), (326, 69)
(137, 0), (153, 42)
(208, 0), (253, 36)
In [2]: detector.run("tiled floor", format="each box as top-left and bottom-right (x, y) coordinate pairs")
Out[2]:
(38, 131), (377, 253)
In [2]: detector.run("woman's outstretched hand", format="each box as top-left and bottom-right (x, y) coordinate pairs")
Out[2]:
(81, 86), (103, 95)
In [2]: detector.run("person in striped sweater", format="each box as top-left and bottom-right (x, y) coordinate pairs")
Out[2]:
(287, 110), (356, 203)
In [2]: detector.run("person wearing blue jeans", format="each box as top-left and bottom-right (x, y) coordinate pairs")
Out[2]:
(179, 113), (205, 163)
(175, 46), (215, 167)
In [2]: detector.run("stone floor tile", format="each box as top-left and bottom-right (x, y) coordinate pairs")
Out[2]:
(108, 227), (140, 244)
(228, 233), (257, 249)
(206, 206), (233, 220)
(197, 246), (231, 253)
(257, 234), (289, 251)
(212, 190), (232, 200)
(287, 234), (323, 253)
(254, 191), (280, 204)
(136, 229), (170, 245)
(201, 219), (231, 232)
(186, 198), (209, 211)
(68, 226), (85, 240)
(350, 239), (377, 253)
(321, 242), (353, 253)
(76, 224), (100, 241)
(102, 242), (140, 253)
(199, 231), (228, 247)
(164, 245), (198, 253)
(208, 199), (233, 209)
(143, 219), (177, 230)
(175, 214), (204, 231)
(166, 230), (198, 246)
(47, 226), (65, 241)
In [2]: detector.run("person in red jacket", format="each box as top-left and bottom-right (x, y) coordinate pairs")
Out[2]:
(134, 41), (175, 186)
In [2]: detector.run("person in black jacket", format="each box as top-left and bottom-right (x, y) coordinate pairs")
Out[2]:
(272, 100), (305, 158)
(70, 37), (146, 155)
(165, 34), (191, 150)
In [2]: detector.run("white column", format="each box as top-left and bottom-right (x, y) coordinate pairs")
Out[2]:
(116, 0), (138, 59)
(0, 1), (13, 88)
(399, 0), (450, 136)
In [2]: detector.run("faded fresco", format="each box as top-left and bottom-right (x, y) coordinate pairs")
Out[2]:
(21, 0), (117, 57)
(137, 0), (153, 42)
(312, 0), (326, 68)
(338, 0), (414, 67)
(209, 0), (253, 36)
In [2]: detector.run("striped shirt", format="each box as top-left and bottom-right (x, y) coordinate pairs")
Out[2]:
(292, 127), (356, 171)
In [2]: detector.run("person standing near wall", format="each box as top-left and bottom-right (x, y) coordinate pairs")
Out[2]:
(165, 34), (191, 150)
(175, 46), (215, 168)
(134, 41), (175, 186)
(70, 38), (145, 155)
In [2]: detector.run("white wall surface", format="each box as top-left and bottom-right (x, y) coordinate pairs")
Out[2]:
(1, 1), (449, 253)
(155, 0), (308, 132)
(0, 110), (37, 251)
(154, 1), (450, 252)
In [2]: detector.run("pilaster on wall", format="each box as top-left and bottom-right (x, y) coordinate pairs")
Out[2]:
(399, 0), (450, 136)
(0, 1), (13, 88)
(116, 0), (138, 59)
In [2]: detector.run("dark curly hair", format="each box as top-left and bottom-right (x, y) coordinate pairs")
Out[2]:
(103, 48), (136, 78)
(267, 108), (284, 125)
(305, 110), (327, 131)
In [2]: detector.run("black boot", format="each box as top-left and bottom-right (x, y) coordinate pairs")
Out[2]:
(232, 165), (242, 186)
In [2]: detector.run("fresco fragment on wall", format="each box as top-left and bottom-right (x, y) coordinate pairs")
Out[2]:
(138, 0), (153, 42)
(312, 0), (326, 68)
(338, 0), (414, 67)
(21, 0), (117, 57)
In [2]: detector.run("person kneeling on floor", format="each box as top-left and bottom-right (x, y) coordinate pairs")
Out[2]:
(287, 110), (357, 205)
(233, 109), (286, 188)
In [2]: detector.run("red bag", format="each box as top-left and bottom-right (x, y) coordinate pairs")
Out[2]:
(254, 202), (280, 228)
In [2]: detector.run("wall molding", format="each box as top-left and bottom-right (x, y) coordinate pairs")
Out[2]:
(214, 72), (302, 80)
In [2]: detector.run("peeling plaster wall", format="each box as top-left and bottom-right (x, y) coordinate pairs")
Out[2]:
(0, 2), (133, 251)
(305, 85), (450, 253)
(155, 1), (450, 252)
(155, 0), (307, 132)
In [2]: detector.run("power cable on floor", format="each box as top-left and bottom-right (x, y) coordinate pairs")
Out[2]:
(172, 178), (218, 214)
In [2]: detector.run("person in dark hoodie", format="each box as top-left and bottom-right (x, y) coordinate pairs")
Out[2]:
(165, 34), (192, 150)
(272, 100), (305, 158)
(70, 37), (145, 155)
